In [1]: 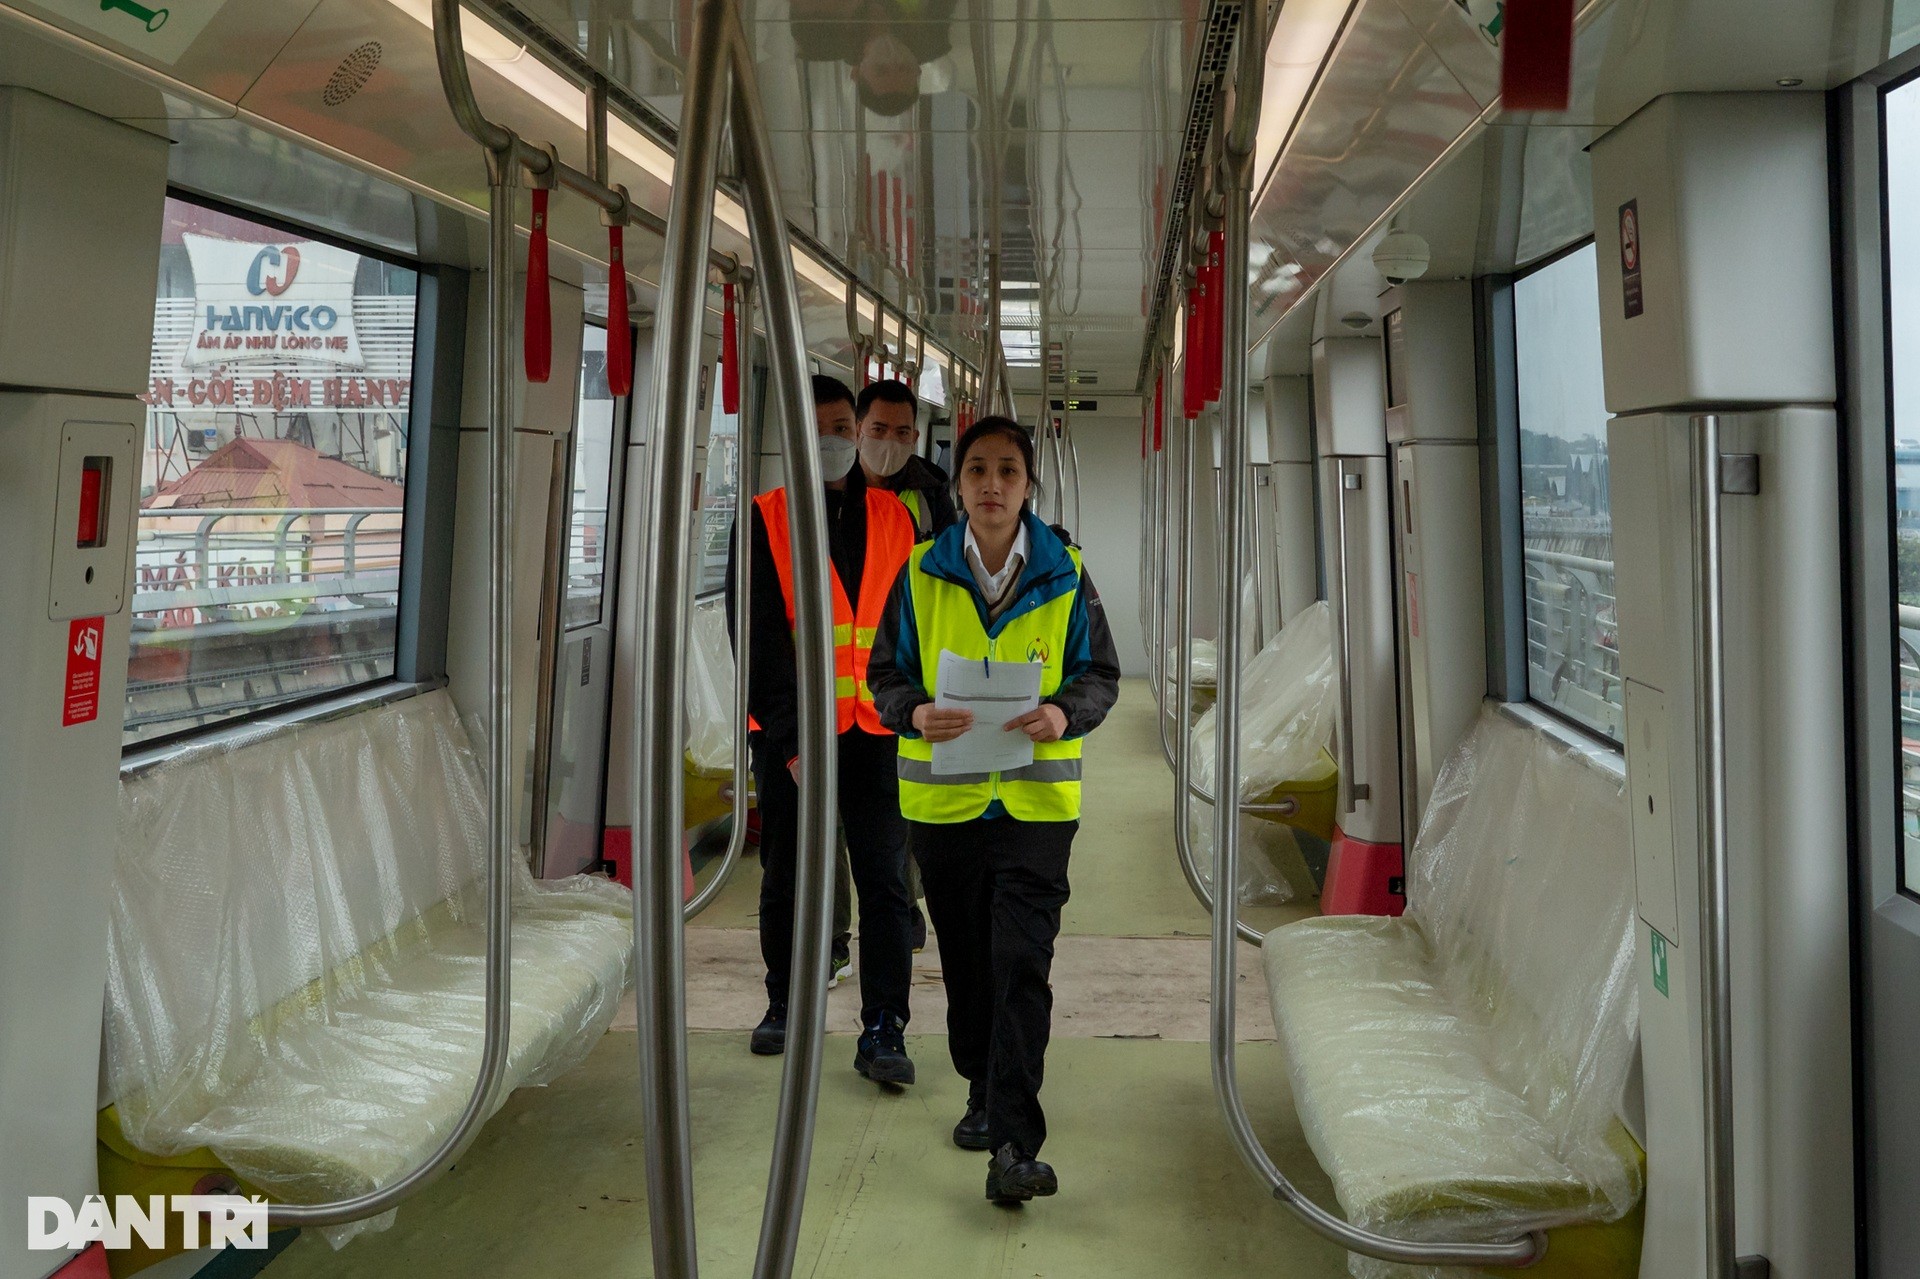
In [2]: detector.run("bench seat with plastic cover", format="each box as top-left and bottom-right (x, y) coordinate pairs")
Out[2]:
(1188, 602), (1340, 905)
(99, 690), (633, 1267)
(1263, 705), (1644, 1279)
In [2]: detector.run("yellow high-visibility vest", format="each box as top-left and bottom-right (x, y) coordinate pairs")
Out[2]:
(895, 543), (1084, 822)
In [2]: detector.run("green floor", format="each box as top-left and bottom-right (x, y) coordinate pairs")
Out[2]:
(263, 681), (1346, 1278)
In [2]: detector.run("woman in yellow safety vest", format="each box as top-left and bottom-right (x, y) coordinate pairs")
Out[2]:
(869, 415), (1121, 1206)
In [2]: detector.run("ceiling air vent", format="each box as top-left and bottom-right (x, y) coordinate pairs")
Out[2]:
(323, 42), (383, 108)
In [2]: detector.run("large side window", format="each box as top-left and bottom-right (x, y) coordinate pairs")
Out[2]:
(1512, 241), (1620, 742)
(1888, 75), (1920, 894)
(127, 197), (420, 745)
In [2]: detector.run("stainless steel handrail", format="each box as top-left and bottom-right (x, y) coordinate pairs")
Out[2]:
(1204, 5), (1542, 1267)
(631, 7), (727, 1265)
(723, 15), (842, 1274)
(1691, 414), (1737, 1278)
(1331, 461), (1366, 813)
(265, 21), (520, 1222)
(1170, 408), (1265, 947)
(684, 274), (758, 920)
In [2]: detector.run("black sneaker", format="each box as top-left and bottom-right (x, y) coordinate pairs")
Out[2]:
(750, 1003), (787, 1056)
(853, 1013), (915, 1086)
(909, 906), (928, 953)
(985, 1142), (1057, 1204)
(952, 1093), (991, 1151)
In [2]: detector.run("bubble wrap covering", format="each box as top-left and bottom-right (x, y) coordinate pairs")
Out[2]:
(1262, 706), (1639, 1278)
(1187, 799), (1320, 905)
(1190, 602), (1335, 800)
(686, 599), (737, 775)
(105, 691), (634, 1246)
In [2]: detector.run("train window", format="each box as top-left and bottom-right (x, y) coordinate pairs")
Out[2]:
(1886, 75), (1920, 892)
(1511, 241), (1621, 743)
(126, 197), (419, 745)
(567, 325), (620, 629)
(695, 362), (742, 598)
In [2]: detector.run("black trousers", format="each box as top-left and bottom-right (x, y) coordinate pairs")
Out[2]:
(752, 729), (913, 1027)
(913, 816), (1076, 1156)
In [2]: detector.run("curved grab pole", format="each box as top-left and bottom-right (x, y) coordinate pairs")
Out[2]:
(630, 4), (731, 1270)
(263, 3), (524, 1233)
(685, 271), (759, 921)
(1206, 5), (1544, 1266)
(720, 15), (843, 1276)
(1169, 407), (1265, 947)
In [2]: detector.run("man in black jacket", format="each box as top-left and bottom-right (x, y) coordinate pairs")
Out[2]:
(855, 379), (957, 540)
(725, 374), (918, 1087)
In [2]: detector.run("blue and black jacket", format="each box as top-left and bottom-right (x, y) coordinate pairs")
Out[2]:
(869, 510), (1122, 742)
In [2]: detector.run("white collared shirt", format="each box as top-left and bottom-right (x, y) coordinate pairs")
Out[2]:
(963, 519), (1029, 602)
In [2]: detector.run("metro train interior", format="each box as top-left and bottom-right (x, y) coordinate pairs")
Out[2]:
(3, 0), (1919, 1276)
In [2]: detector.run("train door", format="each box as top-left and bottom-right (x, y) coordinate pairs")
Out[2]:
(538, 322), (633, 879)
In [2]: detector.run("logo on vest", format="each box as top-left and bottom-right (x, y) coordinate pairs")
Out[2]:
(1025, 637), (1051, 664)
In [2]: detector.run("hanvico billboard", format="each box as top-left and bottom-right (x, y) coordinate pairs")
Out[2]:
(180, 233), (365, 369)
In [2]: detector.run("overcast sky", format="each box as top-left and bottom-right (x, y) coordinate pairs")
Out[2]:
(1514, 242), (1610, 447)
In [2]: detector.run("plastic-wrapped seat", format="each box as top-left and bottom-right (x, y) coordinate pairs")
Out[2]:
(684, 598), (741, 829)
(101, 690), (633, 1263)
(1262, 705), (1643, 1278)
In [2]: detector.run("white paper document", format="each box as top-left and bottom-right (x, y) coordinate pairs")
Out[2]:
(931, 649), (1044, 775)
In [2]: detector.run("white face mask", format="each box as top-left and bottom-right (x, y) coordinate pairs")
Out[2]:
(817, 433), (858, 483)
(859, 436), (913, 478)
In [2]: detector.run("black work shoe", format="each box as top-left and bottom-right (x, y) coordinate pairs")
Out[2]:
(984, 1143), (1057, 1204)
(750, 1003), (787, 1056)
(952, 1097), (991, 1151)
(909, 906), (928, 953)
(854, 1013), (915, 1086)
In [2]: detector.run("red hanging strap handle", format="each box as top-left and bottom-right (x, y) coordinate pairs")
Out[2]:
(525, 188), (552, 383)
(721, 282), (741, 415)
(1500, 0), (1575, 112)
(606, 225), (632, 397)
(1204, 230), (1225, 404)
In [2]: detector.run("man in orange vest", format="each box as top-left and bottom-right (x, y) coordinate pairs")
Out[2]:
(725, 373), (920, 1085)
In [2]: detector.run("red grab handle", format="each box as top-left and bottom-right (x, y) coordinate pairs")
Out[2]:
(721, 282), (741, 415)
(607, 225), (632, 397)
(525, 188), (552, 383)
(1204, 229), (1225, 404)
(1501, 0), (1574, 112)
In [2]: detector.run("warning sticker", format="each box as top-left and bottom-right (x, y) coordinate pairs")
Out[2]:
(1620, 200), (1644, 319)
(1650, 929), (1669, 998)
(63, 617), (104, 727)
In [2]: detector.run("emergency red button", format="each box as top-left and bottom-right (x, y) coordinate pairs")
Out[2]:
(77, 457), (107, 548)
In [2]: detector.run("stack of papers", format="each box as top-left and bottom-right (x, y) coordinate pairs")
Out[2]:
(931, 649), (1044, 775)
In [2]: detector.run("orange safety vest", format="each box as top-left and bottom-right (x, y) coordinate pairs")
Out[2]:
(753, 485), (917, 736)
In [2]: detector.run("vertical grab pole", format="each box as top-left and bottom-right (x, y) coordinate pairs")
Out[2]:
(685, 274), (759, 921)
(1196, 9), (1544, 1265)
(1691, 414), (1737, 1279)
(528, 436), (570, 870)
(632, 4), (731, 1273)
(264, 3), (522, 1229)
(725, 11), (841, 1276)
(1173, 404), (1263, 944)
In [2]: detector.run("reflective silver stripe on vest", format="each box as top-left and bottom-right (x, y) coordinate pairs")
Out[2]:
(896, 756), (1082, 785)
